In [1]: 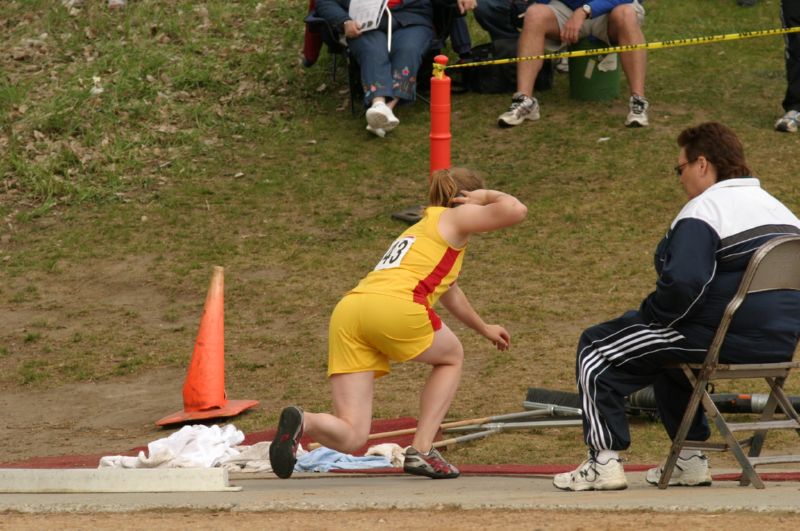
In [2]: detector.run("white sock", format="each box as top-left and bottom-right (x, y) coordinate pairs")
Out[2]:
(679, 449), (702, 460)
(596, 450), (619, 463)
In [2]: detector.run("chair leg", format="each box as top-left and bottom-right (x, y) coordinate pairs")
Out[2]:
(747, 382), (781, 459)
(701, 392), (765, 488)
(767, 376), (800, 427)
(658, 368), (707, 489)
(739, 389), (779, 487)
(332, 53), (339, 83)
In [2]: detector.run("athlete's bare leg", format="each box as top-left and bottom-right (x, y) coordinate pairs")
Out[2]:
(409, 322), (464, 452)
(303, 371), (375, 454)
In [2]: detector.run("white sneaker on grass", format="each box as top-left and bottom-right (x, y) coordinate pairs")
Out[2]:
(497, 92), (540, 127)
(365, 124), (386, 138)
(553, 451), (627, 491)
(774, 110), (799, 133)
(366, 101), (399, 132)
(645, 454), (712, 486)
(625, 94), (649, 127)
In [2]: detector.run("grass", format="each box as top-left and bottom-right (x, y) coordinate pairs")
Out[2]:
(1, 0), (799, 466)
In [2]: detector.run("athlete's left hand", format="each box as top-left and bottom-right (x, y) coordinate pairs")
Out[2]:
(484, 324), (510, 351)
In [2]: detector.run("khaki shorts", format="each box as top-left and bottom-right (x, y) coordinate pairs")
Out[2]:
(327, 293), (437, 378)
(543, 0), (645, 51)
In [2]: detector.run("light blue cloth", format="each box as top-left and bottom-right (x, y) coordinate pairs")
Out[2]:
(294, 447), (393, 473)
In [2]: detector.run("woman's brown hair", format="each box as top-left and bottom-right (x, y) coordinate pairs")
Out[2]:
(677, 122), (751, 181)
(428, 167), (485, 207)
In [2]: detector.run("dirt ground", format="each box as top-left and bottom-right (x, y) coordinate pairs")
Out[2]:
(0, 370), (188, 463)
(3, 509), (800, 530)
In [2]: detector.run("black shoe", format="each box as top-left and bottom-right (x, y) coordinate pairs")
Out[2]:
(269, 406), (304, 479)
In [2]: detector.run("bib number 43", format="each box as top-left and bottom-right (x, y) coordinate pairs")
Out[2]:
(374, 236), (415, 271)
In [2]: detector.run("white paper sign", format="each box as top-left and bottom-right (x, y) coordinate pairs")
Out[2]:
(349, 0), (389, 33)
(374, 236), (415, 271)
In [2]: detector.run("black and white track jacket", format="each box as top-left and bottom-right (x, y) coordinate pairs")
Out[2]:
(640, 178), (800, 362)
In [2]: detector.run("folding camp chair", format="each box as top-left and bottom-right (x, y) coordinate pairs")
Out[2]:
(659, 235), (800, 489)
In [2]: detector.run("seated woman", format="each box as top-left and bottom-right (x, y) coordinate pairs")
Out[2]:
(316, 0), (475, 137)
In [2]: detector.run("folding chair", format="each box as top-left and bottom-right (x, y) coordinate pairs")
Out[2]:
(303, 10), (357, 111)
(659, 235), (800, 489)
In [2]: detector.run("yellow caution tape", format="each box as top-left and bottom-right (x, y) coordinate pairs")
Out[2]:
(433, 61), (446, 79)
(446, 26), (800, 70)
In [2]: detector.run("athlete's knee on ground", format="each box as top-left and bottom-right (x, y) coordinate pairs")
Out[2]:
(337, 431), (370, 454)
(331, 419), (371, 454)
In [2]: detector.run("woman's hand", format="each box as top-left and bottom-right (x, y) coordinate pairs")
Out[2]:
(343, 19), (362, 39)
(450, 189), (490, 206)
(484, 324), (510, 351)
(457, 0), (477, 15)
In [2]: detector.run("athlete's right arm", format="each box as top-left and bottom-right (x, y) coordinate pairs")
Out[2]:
(443, 189), (527, 239)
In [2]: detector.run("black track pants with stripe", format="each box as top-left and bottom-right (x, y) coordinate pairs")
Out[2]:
(576, 311), (711, 451)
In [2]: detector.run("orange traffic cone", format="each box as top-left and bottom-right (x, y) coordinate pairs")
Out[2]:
(156, 266), (258, 426)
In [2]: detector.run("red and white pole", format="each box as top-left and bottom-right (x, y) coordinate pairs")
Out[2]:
(429, 55), (451, 176)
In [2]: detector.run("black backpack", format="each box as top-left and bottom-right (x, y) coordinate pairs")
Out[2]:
(456, 38), (553, 94)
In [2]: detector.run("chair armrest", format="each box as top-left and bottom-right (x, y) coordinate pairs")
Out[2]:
(305, 12), (345, 53)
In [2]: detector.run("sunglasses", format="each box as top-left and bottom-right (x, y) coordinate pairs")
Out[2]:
(674, 160), (694, 177)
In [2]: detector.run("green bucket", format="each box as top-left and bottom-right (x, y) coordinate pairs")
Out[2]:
(568, 38), (620, 101)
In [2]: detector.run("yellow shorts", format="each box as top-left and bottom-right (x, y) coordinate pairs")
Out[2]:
(327, 293), (437, 378)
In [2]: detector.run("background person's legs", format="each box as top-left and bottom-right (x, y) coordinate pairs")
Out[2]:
(387, 24), (435, 104)
(448, 16), (473, 59)
(606, 3), (646, 98)
(517, 4), (560, 97)
(782, 0), (800, 111)
(304, 371), (375, 454)
(347, 30), (393, 107)
(409, 322), (464, 452)
(779, 0), (800, 129)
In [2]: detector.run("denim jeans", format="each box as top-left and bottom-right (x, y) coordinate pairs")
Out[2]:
(348, 24), (434, 107)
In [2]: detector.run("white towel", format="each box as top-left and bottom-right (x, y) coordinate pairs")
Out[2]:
(99, 424), (244, 469)
(365, 443), (405, 467)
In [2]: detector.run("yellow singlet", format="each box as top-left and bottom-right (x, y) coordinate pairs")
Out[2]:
(327, 207), (466, 377)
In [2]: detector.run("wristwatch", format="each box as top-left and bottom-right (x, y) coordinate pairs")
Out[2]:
(582, 4), (592, 18)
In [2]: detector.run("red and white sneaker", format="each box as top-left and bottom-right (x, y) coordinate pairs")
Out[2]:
(269, 405), (304, 479)
(403, 446), (460, 479)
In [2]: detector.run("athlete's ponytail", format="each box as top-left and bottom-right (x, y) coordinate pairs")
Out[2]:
(428, 167), (485, 207)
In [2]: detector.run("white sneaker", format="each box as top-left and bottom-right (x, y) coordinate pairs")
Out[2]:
(645, 454), (712, 486)
(366, 101), (399, 132)
(365, 124), (386, 138)
(498, 92), (540, 128)
(625, 94), (649, 127)
(774, 110), (799, 133)
(553, 452), (627, 491)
